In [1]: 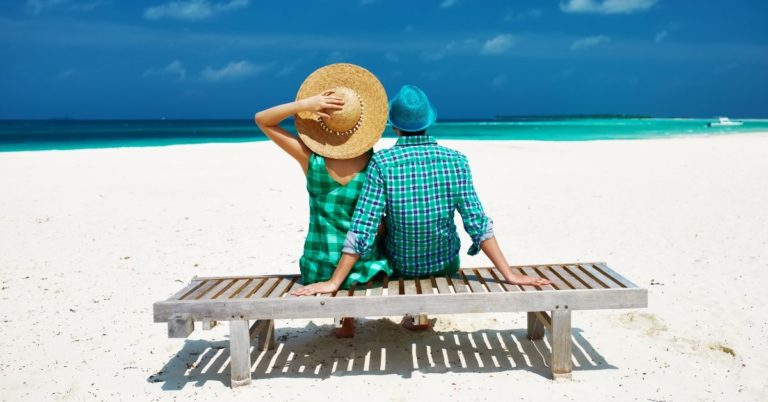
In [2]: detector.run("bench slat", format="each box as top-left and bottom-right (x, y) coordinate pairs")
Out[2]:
(577, 263), (616, 289)
(234, 278), (266, 298)
(434, 276), (452, 294)
(564, 264), (604, 289)
(549, 265), (587, 289)
(462, 270), (487, 293)
(534, 266), (570, 291)
(250, 277), (282, 298)
(367, 279), (384, 296)
(387, 278), (401, 296)
(449, 272), (469, 293)
(205, 279), (239, 300)
(478, 268), (505, 292)
(269, 277), (297, 298)
(593, 262), (637, 288)
(403, 278), (418, 295)
(170, 280), (204, 301)
(184, 279), (221, 300)
(421, 277), (437, 294)
(218, 279), (249, 299)
(336, 283), (355, 297)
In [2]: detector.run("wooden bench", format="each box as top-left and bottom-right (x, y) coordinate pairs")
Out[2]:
(153, 262), (647, 387)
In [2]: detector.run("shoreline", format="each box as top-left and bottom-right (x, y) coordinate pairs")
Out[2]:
(2, 130), (768, 154)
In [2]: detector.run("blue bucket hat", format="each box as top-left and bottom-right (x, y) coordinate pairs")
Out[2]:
(388, 85), (437, 132)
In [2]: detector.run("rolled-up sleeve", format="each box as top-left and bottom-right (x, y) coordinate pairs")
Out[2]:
(456, 158), (493, 255)
(342, 159), (387, 257)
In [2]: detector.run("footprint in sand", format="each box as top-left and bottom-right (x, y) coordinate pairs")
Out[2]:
(616, 311), (669, 337)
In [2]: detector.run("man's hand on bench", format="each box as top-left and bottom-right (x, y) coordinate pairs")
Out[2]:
(479, 236), (551, 287)
(500, 272), (551, 287)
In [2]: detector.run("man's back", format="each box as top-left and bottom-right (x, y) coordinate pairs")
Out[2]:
(345, 135), (492, 277)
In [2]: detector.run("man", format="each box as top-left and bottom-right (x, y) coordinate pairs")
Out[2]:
(293, 85), (550, 324)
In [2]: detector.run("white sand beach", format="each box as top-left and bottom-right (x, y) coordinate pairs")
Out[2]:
(1, 134), (767, 401)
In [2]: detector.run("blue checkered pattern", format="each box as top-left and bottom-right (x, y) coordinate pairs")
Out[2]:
(343, 135), (493, 277)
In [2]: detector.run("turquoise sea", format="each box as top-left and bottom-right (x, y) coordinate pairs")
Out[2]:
(1, 118), (767, 152)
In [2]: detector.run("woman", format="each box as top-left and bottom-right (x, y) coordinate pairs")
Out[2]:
(253, 64), (391, 335)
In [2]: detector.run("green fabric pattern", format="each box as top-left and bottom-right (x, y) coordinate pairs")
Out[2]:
(299, 153), (391, 289)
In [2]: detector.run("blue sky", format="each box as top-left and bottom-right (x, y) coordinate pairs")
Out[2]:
(1, 0), (767, 119)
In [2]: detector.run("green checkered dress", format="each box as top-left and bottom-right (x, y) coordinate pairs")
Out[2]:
(299, 153), (391, 289)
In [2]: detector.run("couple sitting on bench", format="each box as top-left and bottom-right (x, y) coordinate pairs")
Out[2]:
(254, 63), (550, 337)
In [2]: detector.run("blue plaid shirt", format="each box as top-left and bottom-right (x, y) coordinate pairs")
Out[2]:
(342, 135), (494, 277)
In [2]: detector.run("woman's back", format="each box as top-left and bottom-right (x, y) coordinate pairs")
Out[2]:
(300, 153), (389, 288)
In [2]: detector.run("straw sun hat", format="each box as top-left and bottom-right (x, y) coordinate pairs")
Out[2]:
(294, 63), (388, 159)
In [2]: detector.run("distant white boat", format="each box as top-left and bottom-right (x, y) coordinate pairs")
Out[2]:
(707, 117), (743, 127)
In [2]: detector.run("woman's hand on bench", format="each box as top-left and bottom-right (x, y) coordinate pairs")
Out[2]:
(291, 280), (340, 296)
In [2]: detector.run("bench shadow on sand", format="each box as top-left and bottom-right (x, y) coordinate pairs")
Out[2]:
(148, 317), (616, 390)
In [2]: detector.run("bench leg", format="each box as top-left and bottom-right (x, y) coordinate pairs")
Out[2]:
(256, 319), (275, 351)
(527, 312), (545, 340)
(551, 310), (572, 380)
(229, 319), (252, 387)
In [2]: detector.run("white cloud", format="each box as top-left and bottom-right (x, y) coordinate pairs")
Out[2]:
(144, 0), (249, 21)
(440, 0), (459, 9)
(481, 34), (517, 55)
(504, 9), (542, 21)
(144, 60), (187, 80)
(570, 35), (611, 50)
(200, 60), (268, 81)
(560, 0), (657, 15)
(654, 30), (668, 43)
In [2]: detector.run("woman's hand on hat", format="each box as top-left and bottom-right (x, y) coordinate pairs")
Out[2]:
(300, 91), (345, 119)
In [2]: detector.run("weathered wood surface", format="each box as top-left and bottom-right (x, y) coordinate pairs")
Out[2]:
(551, 310), (573, 380)
(167, 313), (194, 338)
(155, 263), (647, 322)
(228, 320), (252, 387)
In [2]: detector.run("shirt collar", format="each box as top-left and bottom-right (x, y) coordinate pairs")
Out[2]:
(395, 135), (438, 147)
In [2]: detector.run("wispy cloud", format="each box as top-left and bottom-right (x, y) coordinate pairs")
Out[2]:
(481, 34), (517, 55)
(560, 0), (657, 15)
(200, 60), (269, 81)
(440, 0), (459, 9)
(570, 35), (611, 50)
(654, 30), (668, 43)
(276, 64), (294, 77)
(144, 0), (249, 21)
(504, 9), (542, 22)
(143, 60), (187, 80)
(27, 0), (107, 14)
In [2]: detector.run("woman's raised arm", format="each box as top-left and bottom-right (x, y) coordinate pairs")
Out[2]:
(254, 92), (344, 173)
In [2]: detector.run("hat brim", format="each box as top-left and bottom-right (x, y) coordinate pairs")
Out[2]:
(388, 100), (438, 132)
(294, 64), (388, 159)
